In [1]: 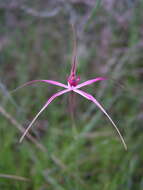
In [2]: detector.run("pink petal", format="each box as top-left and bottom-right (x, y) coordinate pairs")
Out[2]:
(12, 80), (68, 92)
(74, 89), (127, 150)
(75, 77), (106, 89)
(20, 88), (71, 142)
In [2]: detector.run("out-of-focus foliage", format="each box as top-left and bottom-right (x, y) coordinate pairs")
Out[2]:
(0, 0), (143, 189)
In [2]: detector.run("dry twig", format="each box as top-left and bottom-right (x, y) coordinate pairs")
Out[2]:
(0, 105), (67, 170)
(21, 5), (61, 18)
(0, 105), (46, 152)
(0, 174), (30, 182)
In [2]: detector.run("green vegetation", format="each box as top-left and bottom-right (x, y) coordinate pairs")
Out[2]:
(0, 1), (143, 189)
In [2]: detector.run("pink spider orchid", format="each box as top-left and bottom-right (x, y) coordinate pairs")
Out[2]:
(15, 27), (127, 150)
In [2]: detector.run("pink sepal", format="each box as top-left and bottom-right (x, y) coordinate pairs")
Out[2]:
(12, 80), (68, 93)
(76, 77), (106, 89)
(73, 89), (127, 150)
(20, 88), (71, 142)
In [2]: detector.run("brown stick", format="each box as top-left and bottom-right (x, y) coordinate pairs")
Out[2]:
(0, 105), (46, 152)
(0, 105), (66, 170)
(0, 174), (30, 182)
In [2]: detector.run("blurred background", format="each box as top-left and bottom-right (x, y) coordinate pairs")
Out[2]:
(0, 0), (143, 189)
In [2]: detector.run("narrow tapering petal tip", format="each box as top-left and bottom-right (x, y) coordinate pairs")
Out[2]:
(74, 89), (127, 150)
(103, 77), (108, 80)
(19, 137), (24, 143)
(19, 88), (71, 143)
(124, 143), (128, 151)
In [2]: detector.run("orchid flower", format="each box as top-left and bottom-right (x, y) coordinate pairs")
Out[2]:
(15, 26), (127, 150)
